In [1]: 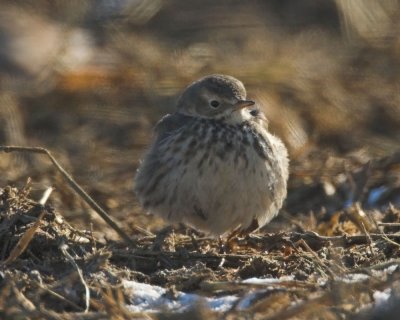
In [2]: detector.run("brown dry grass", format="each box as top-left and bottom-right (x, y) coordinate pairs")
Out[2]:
(1, 1), (400, 318)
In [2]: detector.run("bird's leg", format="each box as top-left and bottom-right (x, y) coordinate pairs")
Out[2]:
(239, 218), (260, 237)
(151, 225), (175, 251)
(188, 229), (201, 252)
(226, 228), (241, 243)
(225, 218), (260, 250)
(218, 235), (226, 253)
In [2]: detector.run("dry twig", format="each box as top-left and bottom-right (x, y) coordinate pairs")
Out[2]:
(59, 242), (90, 313)
(0, 145), (135, 247)
(2, 187), (53, 265)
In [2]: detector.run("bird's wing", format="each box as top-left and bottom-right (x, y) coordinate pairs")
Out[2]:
(154, 112), (193, 144)
(135, 113), (192, 195)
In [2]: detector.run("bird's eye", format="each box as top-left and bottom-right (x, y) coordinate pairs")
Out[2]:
(210, 100), (220, 108)
(250, 109), (259, 117)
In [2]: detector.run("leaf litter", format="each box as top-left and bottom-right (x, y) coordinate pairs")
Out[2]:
(0, 150), (400, 319)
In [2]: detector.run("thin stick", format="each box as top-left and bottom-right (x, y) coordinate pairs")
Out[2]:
(348, 258), (400, 274)
(360, 222), (375, 257)
(298, 239), (335, 279)
(3, 187), (51, 265)
(39, 187), (54, 205)
(283, 231), (400, 248)
(35, 281), (83, 311)
(0, 146), (135, 247)
(362, 207), (400, 250)
(59, 242), (90, 313)
(378, 222), (400, 227)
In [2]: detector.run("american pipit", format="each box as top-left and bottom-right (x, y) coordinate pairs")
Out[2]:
(134, 74), (289, 236)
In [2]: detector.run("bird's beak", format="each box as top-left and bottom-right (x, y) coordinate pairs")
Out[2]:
(234, 99), (255, 111)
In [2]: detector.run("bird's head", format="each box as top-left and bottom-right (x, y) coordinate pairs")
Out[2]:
(176, 74), (256, 123)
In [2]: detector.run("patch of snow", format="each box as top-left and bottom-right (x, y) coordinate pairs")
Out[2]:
(124, 270), (396, 314)
(385, 264), (399, 274)
(340, 273), (369, 283)
(369, 264), (399, 278)
(124, 281), (176, 312)
(207, 295), (238, 312)
(123, 280), (238, 313)
(317, 277), (328, 286)
(236, 291), (260, 310)
(242, 275), (294, 284)
(373, 288), (392, 307)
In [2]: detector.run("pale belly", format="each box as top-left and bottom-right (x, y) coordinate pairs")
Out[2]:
(172, 151), (278, 235)
(135, 119), (288, 235)
(152, 138), (285, 234)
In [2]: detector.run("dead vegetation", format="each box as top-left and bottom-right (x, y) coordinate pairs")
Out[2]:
(1, 1), (400, 319)
(1, 149), (400, 319)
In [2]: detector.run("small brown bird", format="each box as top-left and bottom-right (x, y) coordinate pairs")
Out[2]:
(134, 74), (288, 236)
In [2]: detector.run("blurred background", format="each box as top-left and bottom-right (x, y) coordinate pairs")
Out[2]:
(0, 0), (399, 239)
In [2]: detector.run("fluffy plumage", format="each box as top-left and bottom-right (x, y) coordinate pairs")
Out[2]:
(134, 74), (289, 235)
